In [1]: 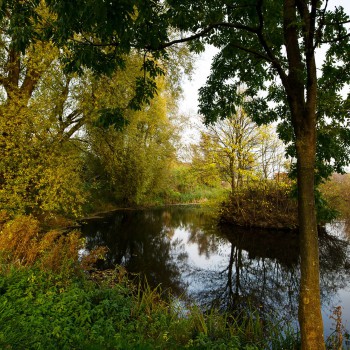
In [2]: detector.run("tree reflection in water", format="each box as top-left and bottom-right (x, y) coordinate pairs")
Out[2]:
(81, 208), (190, 297)
(81, 206), (350, 332)
(190, 226), (301, 322)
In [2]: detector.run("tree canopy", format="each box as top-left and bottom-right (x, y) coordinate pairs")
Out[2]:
(0, 1), (191, 215)
(164, 2), (349, 348)
(0, 1), (349, 349)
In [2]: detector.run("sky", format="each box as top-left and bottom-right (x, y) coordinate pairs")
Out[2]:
(179, 0), (350, 118)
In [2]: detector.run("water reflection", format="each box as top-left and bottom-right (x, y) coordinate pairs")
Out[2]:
(81, 209), (191, 296)
(80, 206), (350, 333)
(192, 227), (300, 321)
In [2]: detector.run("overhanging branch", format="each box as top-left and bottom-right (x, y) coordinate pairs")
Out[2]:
(319, 32), (350, 44)
(151, 21), (259, 50)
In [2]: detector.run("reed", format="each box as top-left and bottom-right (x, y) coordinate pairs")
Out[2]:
(0, 213), (301, 349)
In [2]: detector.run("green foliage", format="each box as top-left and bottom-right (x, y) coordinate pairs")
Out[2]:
(314, 189), (339, 225)
(86, 74), (178, 207)
(162, 163), (227, 205)
(0, 108), (87, 216)
(0, 3), (194, 215)
(0, 264), (300, 350)
(0, 214), (300, 350)
(185, 0), (349, 183)
(95, 108), (129, 130)
(288, 181), (339, 225)
(0, 10), (91, 217)
(0, 0), (43, 52)
(43, 0), (173, 107)
(192, 107), (286, 193)
(0, 268), (133, 350)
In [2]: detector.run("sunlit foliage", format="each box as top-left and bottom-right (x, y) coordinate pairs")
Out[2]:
(192, 107), (286, 193)
(86, 71), (178, 206)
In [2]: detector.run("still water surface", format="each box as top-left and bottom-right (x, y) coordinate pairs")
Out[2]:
(80, 205), (350, 337)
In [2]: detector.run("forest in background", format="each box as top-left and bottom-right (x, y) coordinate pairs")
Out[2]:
(0, 1), (349, 349)
(0, 2), (299, 224)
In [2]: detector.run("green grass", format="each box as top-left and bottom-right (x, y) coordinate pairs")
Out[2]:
(161, 186), (228, 205)
(0, 265), (300, 350)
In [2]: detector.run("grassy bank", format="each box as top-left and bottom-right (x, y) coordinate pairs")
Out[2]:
(86, 161), (229, 212)
(0, 265), (301, 350)
(0, 213), (300, 350)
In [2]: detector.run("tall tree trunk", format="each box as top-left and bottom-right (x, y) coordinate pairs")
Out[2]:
(296, 131), (325, 349)
(283, 0), (324, 345)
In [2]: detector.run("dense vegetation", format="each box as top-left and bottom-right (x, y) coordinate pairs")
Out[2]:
(0, 214), (300, 350)
(0, 1), (349, 349)
(220, 181), (298, 229)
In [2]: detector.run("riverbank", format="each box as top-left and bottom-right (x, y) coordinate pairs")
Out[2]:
(0, 264), (301, 350)
(0, 214), (300, 350)
(2, 208), (349, 349)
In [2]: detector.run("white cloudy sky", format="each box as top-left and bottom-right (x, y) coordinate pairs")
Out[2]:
(180, 0), (350, 116)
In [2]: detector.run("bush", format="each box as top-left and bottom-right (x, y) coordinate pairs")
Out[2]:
(0, 214), (107, 275)
(220, 181), (298, 229)
(0, 267), (133, 350)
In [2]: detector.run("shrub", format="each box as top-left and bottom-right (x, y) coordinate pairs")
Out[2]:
(0, 214), (107, 274)
(220, 181), (298, 229)
(0, 263), (300, 350)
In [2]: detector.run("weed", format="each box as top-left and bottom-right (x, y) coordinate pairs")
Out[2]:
(0, 214), (107, 275)
(326, 306), (350, 350)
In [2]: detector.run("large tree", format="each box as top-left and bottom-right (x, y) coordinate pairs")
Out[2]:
(2, 1), (349, 348)
(0, 3), (91, 216)
(164, 1), (350, 348)
(194, 107), (262, 192)
(86, 71), (178, 206)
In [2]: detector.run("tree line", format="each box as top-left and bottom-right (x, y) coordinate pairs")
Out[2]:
(0, 1), (349, 349)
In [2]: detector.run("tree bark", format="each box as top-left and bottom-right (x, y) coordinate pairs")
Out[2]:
(296, 134), (325, 350)
(282, 1), (325, 347)
(288, 84), (324, 350)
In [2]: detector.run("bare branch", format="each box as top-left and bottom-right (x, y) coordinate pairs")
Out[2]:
(314, 0), (329, 49)
(72, 35), (120, 48)
(59, 115), (85, 142)
(252, 1), (288, 84)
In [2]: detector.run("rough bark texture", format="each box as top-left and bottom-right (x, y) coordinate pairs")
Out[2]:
(283, 1), (325, 348)
(296, 135), (325, 350)
(290, 93), (325, 350)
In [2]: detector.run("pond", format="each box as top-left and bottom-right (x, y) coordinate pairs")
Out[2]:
(80, 205), (350, 338)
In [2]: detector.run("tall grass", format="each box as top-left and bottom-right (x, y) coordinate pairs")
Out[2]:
(0, 214), (107, 275)
(0, 213), (301, 349)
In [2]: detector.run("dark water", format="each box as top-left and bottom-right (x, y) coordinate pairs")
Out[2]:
(80, 206), (350, 337)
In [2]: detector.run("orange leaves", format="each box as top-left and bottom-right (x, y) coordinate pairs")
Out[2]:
(0, 214), (107, 274)
(0, 215), (41, 266)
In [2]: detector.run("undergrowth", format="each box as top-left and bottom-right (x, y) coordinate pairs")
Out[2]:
(0, 212), (301, 349)
(219, 181), (298, 229)
(0, 266), (301, 350)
